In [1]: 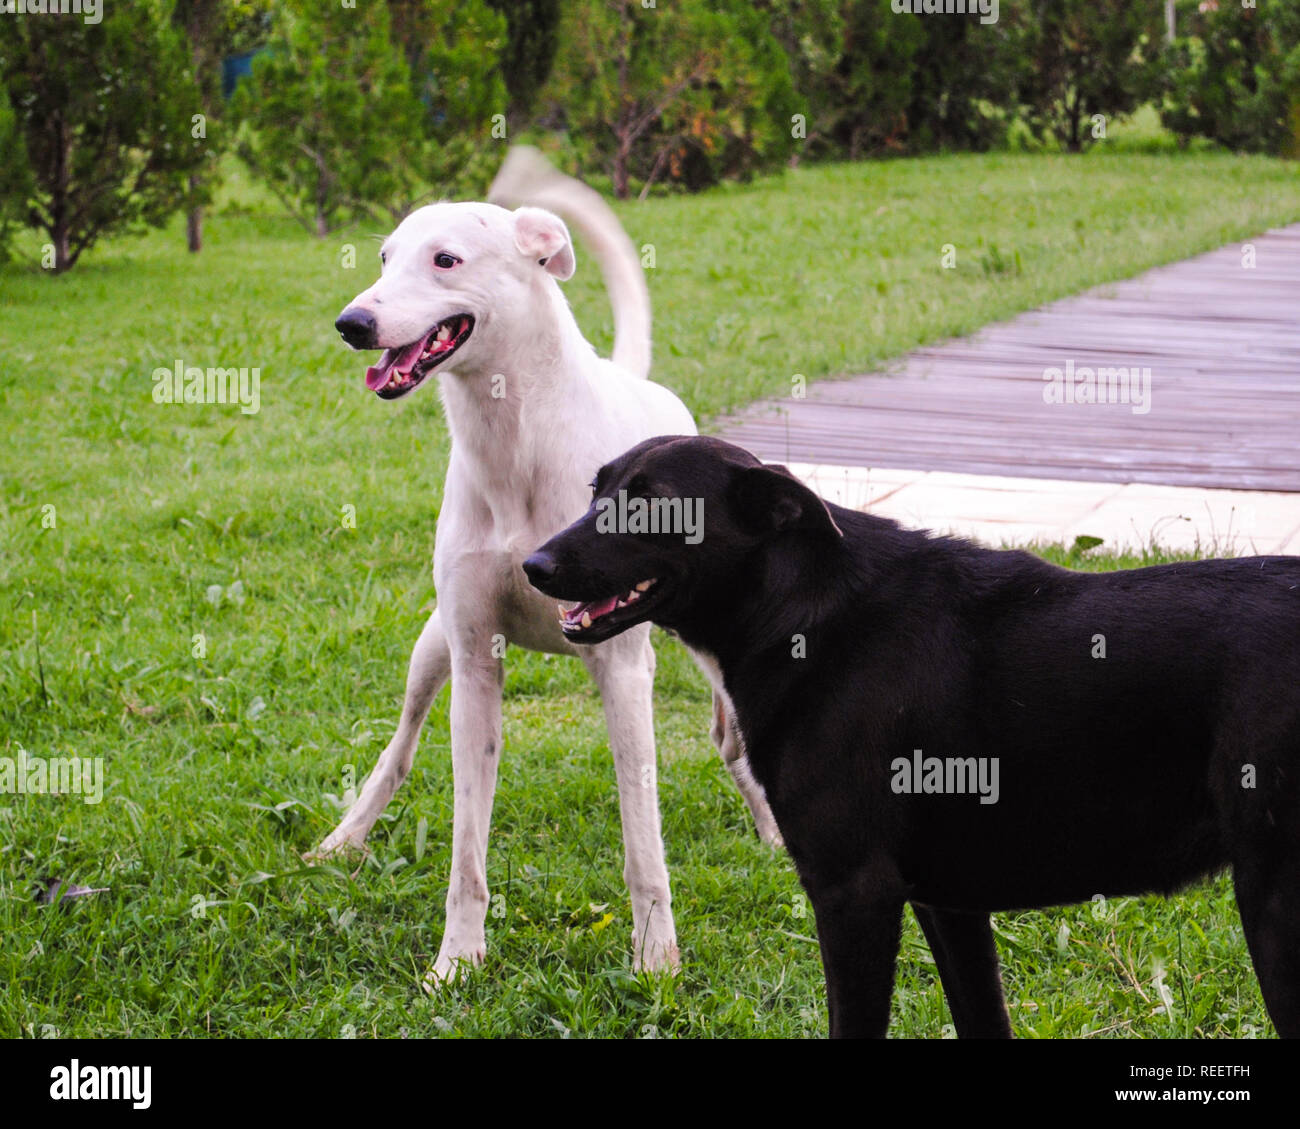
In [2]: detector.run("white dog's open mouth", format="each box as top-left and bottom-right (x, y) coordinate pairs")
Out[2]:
(364, 314), (474, 399)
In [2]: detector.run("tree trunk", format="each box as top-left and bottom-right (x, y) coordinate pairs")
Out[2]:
(53, 223), (72, 274)
(187, 173), (203, 253)
(52, 115), (72, 273)
(612, 135), (631, 200)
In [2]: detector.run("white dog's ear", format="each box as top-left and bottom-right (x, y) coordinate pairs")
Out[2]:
(512, 206), (575, 280)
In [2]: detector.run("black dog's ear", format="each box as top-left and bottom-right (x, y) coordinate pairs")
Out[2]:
(730, 464), (844, 539)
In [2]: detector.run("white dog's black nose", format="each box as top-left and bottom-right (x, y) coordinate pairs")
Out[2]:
(335, 307), (378, 349)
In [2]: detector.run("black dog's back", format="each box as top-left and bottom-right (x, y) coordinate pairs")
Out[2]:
(745, 515), (1300, 910)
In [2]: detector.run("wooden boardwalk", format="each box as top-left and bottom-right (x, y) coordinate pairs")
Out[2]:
(715, 224), (1300, 492)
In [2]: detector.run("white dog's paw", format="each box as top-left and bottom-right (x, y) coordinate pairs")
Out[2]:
(756, 818), (785, 850)
(303, 826), (368, 864)
(422, 942), (486, 993)
(631, 930), (681, 976)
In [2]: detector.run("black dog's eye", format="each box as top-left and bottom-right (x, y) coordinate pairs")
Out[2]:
(434, 252), (461, 270)
(589, 479), (598, 497)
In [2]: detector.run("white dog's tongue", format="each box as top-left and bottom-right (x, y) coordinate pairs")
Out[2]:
(365, 339), (424, 391)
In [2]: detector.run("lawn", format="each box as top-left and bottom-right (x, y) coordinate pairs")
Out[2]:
(1, 149), (1296, 1037)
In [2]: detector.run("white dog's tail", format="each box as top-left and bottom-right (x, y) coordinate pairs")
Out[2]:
(489, 147), (652, 379)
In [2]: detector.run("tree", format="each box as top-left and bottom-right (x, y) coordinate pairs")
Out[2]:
(1160, 0), (1300, 156)
(487, 0), (561, 126)
(412, 0), (508, 198)
(552, 0), (797, 198)
(0, 84), (33, 263)
(172, 0), (227, 254)
(771, 0), (922, 160)
(234, 0), (504, 236)
(906, 11), (1014, 153)
(1009, 0), (1163, 152)
(0, 2), (206, 272)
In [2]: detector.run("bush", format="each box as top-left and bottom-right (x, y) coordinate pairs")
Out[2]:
(0, 84), (32, 263)
(1006, 0), (1163, 153)
(1159, 0), (1300, 156)
(771, 2), (1010, 161)
(549, 0), (798, 197)
(0, 0), (206, 272)
(233, 0), (504, 235)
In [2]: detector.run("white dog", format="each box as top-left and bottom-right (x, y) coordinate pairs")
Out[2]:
(316, 148), (780, 986)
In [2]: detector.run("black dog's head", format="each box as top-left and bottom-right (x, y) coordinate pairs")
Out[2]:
(522, 435), (842, 645)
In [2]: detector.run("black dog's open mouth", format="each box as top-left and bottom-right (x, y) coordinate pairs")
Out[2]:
(364, 314), (474, 399)
(558, 578), (661, 640)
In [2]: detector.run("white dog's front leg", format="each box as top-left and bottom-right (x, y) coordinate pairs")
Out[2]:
(311, 607), (451, 858)
(424, 642), (504, 990)
(582, 631), (679, 974)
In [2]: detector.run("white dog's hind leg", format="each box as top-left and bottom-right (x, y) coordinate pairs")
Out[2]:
(712, 692), (783, 848)
(424, 640), (504, 990)
(310, 607), (451, 858)
(581, 631), (680, 974)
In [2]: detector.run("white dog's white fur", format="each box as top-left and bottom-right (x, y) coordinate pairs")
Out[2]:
(314, 148), (780, 986)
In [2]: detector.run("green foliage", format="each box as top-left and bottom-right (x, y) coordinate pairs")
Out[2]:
(487, 0), (562, 125)
(0, 83), (32, 263)
(771, 3), (1010, 161)
(415, 0), (508, 197)
(0, 1), (206, 272)
(1159, 0), (1300, 156)
(550, 0), (797, 197)
(232, 0), (428, 235)
(906, 11), (1014, 152)
(1007, 0), (1163, 152)
(773, 0), (921, 159)
(233, 0), (504, 236)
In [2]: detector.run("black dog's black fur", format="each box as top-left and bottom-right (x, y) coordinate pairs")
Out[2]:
(524, 435), (1300, 1039)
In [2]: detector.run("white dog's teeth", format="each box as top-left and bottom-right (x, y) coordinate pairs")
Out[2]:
(616, 599), (627, 609)
(635, 580), (653, 592)
(580, 612), (592, 628)
(437, 326), (450, 342)
(626, 590), (640, 603)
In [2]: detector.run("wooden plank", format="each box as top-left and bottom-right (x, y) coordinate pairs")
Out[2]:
(714, 223), (1300, 493)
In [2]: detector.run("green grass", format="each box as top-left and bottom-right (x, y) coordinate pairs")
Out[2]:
(2, 150), (1296, 1038)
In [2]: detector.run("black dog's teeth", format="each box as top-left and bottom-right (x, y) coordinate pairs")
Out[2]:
(559, 579), (656, 631)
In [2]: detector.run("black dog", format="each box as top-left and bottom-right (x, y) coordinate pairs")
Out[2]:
(523, 435), (1300, 1039)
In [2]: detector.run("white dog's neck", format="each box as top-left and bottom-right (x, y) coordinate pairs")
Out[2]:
(438, 283), (597, 504)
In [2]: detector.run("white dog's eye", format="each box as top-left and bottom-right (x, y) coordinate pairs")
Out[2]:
(379, 250), (387, 265)
(434, 252), (461, 270)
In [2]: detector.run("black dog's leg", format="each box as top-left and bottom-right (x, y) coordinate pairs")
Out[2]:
(913, 905), (1012, 1038)
(1234, 851), (1300, 1038)
(810, 881), (905, 1039)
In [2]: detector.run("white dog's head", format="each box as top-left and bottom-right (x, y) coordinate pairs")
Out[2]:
(334, 201), (575, 399)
